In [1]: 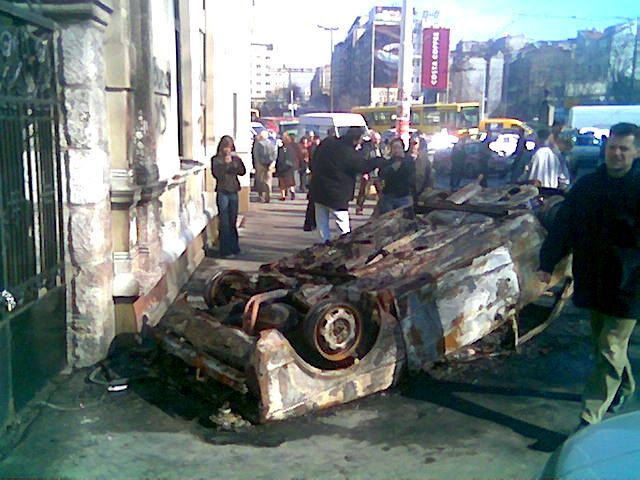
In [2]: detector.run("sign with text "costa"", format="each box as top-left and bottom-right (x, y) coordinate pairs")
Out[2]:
(421, 27), (450, 91)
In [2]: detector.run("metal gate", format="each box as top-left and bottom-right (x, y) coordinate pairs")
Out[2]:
(0, 1), (65, 428)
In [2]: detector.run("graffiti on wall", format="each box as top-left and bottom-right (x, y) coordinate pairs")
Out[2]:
(152, 57), (171, 135)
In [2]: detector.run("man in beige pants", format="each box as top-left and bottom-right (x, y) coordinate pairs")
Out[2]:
(538, 122), (640, 429)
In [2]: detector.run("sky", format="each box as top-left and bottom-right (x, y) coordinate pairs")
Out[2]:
(252, 0), (637, 74)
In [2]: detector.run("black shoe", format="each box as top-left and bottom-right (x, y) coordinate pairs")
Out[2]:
(290, 191), (295, 200)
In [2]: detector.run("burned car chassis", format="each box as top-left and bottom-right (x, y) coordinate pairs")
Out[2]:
(154, 184), (572, 423)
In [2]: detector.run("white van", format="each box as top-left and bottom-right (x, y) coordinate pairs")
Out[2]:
(567, 105), (640, 134)
(297, 113), (368, 140)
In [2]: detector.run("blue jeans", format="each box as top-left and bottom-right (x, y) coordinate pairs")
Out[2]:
(216, 191), (240, 256)
(378, 194), (413, 215)
(314, 202), (350, 243)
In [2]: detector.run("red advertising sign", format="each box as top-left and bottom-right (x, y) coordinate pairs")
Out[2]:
(421, 28), (450, 91)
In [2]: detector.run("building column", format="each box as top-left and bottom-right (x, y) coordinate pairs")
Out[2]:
(42, 1), (115, 367)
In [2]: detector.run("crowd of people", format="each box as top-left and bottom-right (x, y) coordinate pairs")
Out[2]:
(211, 120), (639, 433)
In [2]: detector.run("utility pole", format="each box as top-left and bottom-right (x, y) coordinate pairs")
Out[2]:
(632, 17), (639, 102)
(396, 0), (413, 147)
(318, 24), (339, 112)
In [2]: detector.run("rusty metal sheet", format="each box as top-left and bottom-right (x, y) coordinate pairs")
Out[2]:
(250, 308), (405, 422)
(398, 246), (519, 371)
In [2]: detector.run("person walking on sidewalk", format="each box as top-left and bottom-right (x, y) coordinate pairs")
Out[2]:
(378, 137), (415, 214)
(408, 134), (433, 201)
(211, 135), (246, 258)
(298, 137), (312, 193)
(252, 130), (276, 203)
(528, 128), (570, 193)
(538, 122), (640, 429)
(450, 132), (469, 190)
(309, 127), (383, 243)
(275, 133), (299, 201)
(355, 131), (383, 215)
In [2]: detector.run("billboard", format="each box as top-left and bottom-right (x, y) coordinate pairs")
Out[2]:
(371, 6), (402, 24)
(373, 24), (401, 88)
(421, 27), (450, 91)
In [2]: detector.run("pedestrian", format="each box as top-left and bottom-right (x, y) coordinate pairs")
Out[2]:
(251, 130), (276, 203)
(549, 121), (564, 155)
(355, 130), (383, 215)
(599, 134), (608, 164)
(557, 136), (575, 183)
(275, 133), (298, 201)
(450, 132), (469, 190)
(309, 126), (383, 243)
(509, 127), (530, 184)
(298, 137), (311, 193)
(477, 135), (492, 188)
(538, 122), (640, 429)
(211, 135), (246, 258)
(528, 128), (570, 193)
(409, 134), (433, 200)
(378, 138), (415, 214)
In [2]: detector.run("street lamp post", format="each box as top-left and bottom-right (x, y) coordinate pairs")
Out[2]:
(396, 0), (414, 147)
(318, 24), (339, 112)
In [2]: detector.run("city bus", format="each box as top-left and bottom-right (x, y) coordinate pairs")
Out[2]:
(351, 102), (480, 134)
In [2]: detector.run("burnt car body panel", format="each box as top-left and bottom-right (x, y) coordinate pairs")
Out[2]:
(154, 184), (571, 422)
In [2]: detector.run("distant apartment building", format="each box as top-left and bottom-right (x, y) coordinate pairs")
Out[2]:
(250, 42), (287, 106)
(506, 40), (575, 121)
(332, 6), (435, 110)
(449, 36), (528, 117)
(330, 6), (457, 111)
(566, 21), (640, 106)
(503, 20), (639, 122)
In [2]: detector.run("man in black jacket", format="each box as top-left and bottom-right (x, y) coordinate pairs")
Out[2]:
(309, 127), (383, 242)
(539, 122), (640, 427)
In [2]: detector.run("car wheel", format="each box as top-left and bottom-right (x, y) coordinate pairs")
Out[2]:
(301, 299), (366, 368)
(204, 270), (253, 310)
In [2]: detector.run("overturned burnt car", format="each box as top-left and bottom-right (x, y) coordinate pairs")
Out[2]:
(154, 184), (572, 423)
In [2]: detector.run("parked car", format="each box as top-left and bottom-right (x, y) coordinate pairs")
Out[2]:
(571, 131), (603, 170)
(436, 139), (509, 178)
(539, 411), (640, 479)
(154, 185), (572, 423)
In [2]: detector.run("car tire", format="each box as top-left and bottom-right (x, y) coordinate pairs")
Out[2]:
(300, 299), (372, 369)
(204, 270), (253, 310)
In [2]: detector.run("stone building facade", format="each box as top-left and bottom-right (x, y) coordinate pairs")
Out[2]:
(566, 22), (640, 106)
(449, 36), (528, 118)
(36, 0), (251, 369)
(505, 41), (575, 122)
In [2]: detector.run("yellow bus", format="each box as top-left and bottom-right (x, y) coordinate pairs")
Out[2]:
(351, 102), (480, 134)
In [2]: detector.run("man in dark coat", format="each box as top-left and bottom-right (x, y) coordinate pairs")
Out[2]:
(309, 127), (383, 242)
(539, 122), (640, 428)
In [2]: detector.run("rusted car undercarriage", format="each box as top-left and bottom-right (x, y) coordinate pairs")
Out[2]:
(154, 184), (572, 423)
